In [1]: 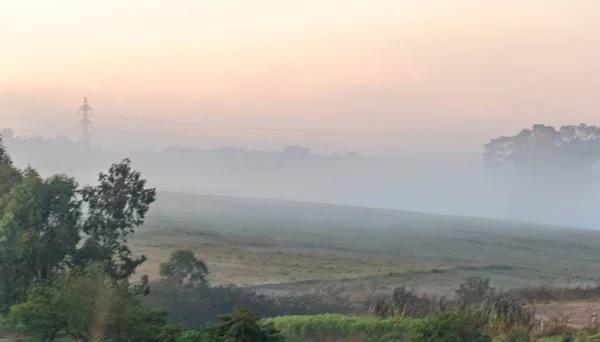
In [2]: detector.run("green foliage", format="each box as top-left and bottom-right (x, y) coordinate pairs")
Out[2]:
(500, 329), (530, 342)
(160, 249), (209, 289)
(77, 158), (156, 280)
(0, 137), (20, 198)
(107, 290), (184, 342)
(0, 169), (45, 310)
(0, 135), (168, 341)
(11, 264), (180, 342)
(265, 314), (408, 341)
(9, 264), (114, 341)
(0, 170), (81, 311)
(260, 322), (285, 342)
(177, 330), (205, 342)
(219, 307), (266, 342)
(0, 161), (20, 200)
(197, 324), (225, 342)
(536, 337), (567, 342)
(404, 311), (492, 342)
(177, 307), (284, 342)
(0, 142), (155, 317)
(0, 136), (13, 166)
(9, 283), (64, 342)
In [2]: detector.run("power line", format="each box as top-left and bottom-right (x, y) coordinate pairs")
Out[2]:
(105, 115), (401, 137)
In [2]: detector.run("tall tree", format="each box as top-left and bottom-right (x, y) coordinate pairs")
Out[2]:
(0, 169), (46, 310)
(0, 140), (157, 319)
(37, 175), (81, 280)
(77, 158), (156, 280)
(0, 136), (21, 199)
(0, 136), (12, 166)
(0, 170), (81, 311)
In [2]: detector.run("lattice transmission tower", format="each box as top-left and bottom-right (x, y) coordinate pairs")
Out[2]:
(78, 97), (93, 145)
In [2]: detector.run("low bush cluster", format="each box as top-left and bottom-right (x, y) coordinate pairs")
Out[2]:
(265, 312), (498, 342)
(265, 313), (410, 341)
(147, 282), (355, 328)
(368, 277), (533, 333)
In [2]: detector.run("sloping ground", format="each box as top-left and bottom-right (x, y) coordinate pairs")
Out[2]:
(247, 264), (549, 300)
(129, 192), (600, 297)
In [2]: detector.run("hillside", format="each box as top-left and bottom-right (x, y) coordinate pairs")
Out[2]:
(130, 191), (600, 297)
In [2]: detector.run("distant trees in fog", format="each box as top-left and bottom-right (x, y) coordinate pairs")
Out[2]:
(483, 124), (600, 226)
(483, 123), (600, 173)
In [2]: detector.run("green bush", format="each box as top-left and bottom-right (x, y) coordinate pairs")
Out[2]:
(265, 314), (410, 341)
(176, 330), (204, 342)
(176, 307), (284, 342)
(535, 337), (569, 342)
(500, 329), (530, 342)
(404, 312), (492, 342)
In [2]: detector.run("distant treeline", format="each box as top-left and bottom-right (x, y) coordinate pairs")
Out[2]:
(4, 125), (600, 227)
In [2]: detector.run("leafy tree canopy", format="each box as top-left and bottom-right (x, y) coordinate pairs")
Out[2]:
(76, 158), (156, 280)
(483, 123), (600, 173)
(0, 137), (156, 315)
(11, 264), (182, 342)
(178, 307), (283, 342)
(0, 136), (13, 165)
(160, 249), (209, 289)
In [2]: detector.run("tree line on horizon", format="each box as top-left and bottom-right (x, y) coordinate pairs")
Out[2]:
(5, 123), (600, 227)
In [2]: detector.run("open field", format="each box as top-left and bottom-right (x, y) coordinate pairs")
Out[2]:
(130, 191), (600, 298)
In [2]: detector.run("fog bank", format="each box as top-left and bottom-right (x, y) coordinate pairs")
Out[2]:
(3, 130), (599, 229)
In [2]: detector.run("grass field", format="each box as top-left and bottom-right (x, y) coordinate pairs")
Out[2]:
(129, 191), (600, 299)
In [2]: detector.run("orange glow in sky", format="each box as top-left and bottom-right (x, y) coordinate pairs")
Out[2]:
(1, 1), (600, 153)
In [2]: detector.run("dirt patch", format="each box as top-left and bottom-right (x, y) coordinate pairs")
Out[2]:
(535, 302), (600, 329)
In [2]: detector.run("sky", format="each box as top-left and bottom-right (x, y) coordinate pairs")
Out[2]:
(1, 0), (600, 155)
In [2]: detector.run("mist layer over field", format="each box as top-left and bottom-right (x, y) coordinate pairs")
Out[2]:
(3, 130), (599, 229)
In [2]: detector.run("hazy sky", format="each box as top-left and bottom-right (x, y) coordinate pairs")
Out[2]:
(1, 0), (600, 155)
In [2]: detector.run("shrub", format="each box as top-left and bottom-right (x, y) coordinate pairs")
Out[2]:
(176, 330), (204, 342)
(456, 277), (493, 310)
(368, 286), (441, 319)
(369, 277), (532, 333)
(472, 292), (533, 331)
(265, 314), (409, 342)
(536, 337), (572, 342)
(404, 312), (492, 342)
(176, 307), (284, 342)
(147, 283), (354, 328)
(500, 329), (530, 342)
